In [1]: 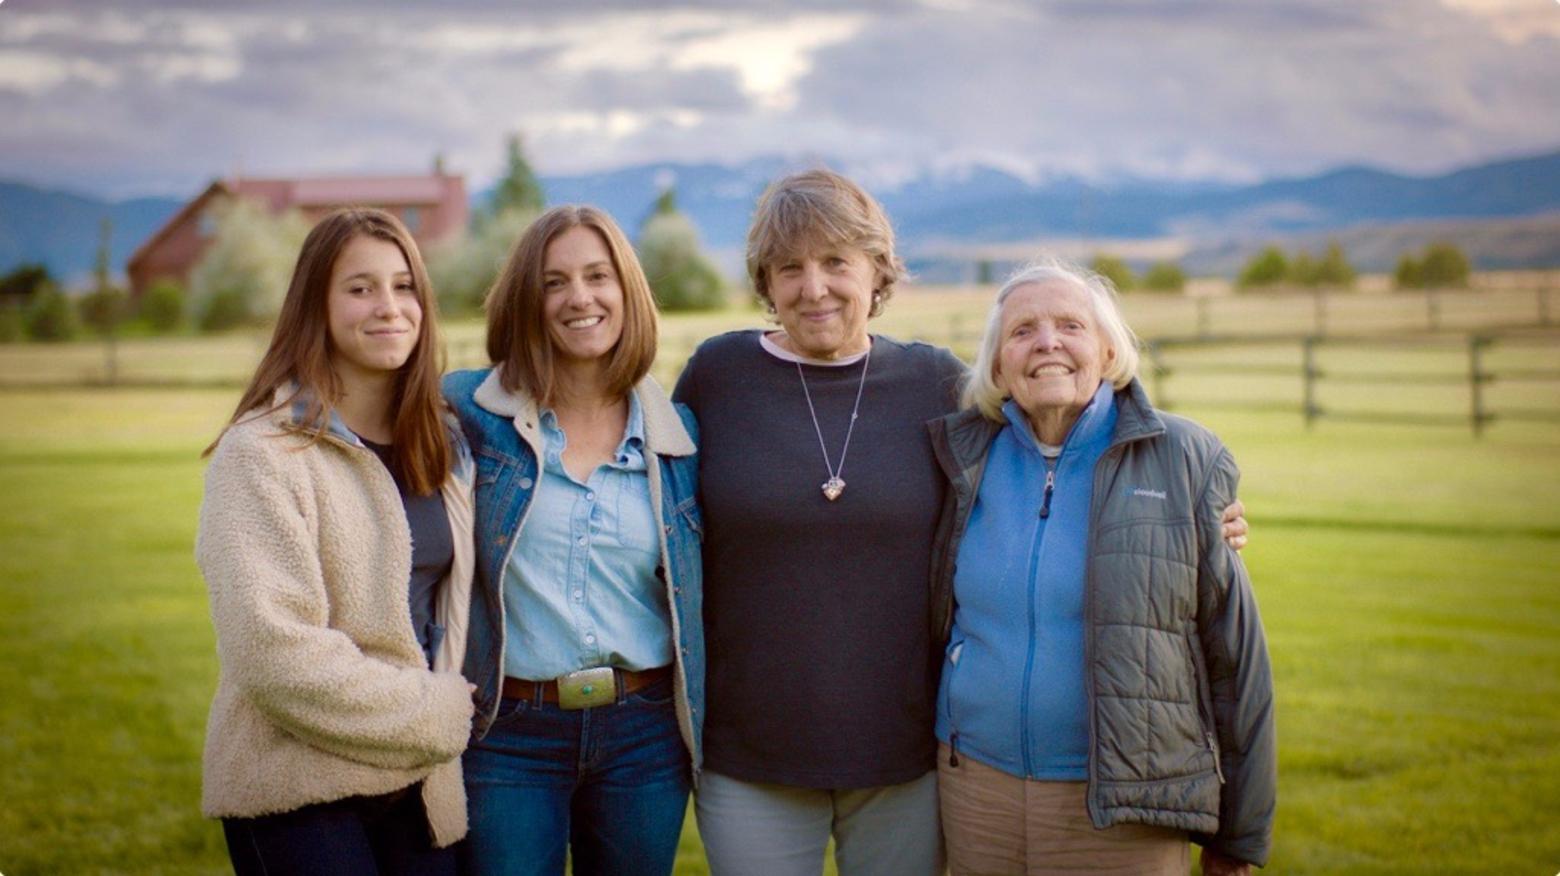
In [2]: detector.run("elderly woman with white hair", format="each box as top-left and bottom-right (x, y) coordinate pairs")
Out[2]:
(926, 261), (1276, 876)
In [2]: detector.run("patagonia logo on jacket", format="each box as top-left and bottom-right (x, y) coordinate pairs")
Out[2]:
(1123, 486), (1167, 500)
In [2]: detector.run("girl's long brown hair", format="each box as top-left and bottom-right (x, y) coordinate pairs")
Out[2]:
(204, 207), (450, 495)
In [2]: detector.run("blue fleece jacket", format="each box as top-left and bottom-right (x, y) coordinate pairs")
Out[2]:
(934, 382), (1117, 779)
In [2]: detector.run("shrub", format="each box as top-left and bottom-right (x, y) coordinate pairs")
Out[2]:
(138, 279), (186, 333)
(25, 282), (78, 342)
(1394, 242), (1470, 289)
(1419, 242), (1471, 288)
(1314, 242), (1356, 288)
(0, 303), (23, 343)
(198, 287), (251, 333)
(188, 198), (309, 331)
(638, 210), (726, 312)
(426, 207), (536, 315)
(1089, 254), (1135, 293)
(1237, 246), (1289, 289)
(1140, 261), (1187, 292)
(80, 287), (130, 337)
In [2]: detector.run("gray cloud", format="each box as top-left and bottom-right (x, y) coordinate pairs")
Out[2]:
(0, 0), (1555, 199)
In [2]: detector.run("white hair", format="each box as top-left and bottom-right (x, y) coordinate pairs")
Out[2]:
(961, 257), (1141, 422)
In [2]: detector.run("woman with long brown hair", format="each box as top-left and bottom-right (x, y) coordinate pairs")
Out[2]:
(196, 208), (477, 875)
(443, 205), (704, 876)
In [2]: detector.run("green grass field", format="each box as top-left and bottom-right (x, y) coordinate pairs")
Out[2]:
(3, 301), (1559, 873)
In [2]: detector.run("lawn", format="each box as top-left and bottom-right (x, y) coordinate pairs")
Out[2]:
(2, 318), (1559, 872)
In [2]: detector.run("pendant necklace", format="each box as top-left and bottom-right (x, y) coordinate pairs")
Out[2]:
(795, 343), (871, 502)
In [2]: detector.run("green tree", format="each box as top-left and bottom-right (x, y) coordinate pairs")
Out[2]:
(1419, 242), (1471, 288)
(25, 281), (78, 341)
(637, 188), (726, 312)
(189, 198), (309, 331)
(0, 303), (22, 343)
(0, 263), (53, 305)
(489, 133), (546, 217)
(80, 218), (129, 338)
(1394, 253), (1423, 289)
(138, 278), (187, 333)
(1089, 253), (1135, 292)
(1288, 251), (1320, 286)
(427, 207), (537, 315)
(1140, 261), (1187, 293)
(1314, 241), (1356, 288)
(1237, 246), (1289, 289)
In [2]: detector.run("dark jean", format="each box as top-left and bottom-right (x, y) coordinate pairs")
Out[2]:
(222, 783), (455, 876)
(461, 676), (691, 876)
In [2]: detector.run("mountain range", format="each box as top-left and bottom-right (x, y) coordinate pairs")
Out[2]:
(4, 148), (1559, 285)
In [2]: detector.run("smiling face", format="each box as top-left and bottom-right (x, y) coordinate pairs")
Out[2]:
(994, 279), (1112, 442)
(766, 244), (877, 360)
(541, 224), (624, 365)
(326, 234), (422, 382)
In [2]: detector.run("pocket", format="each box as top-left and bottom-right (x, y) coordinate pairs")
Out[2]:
(674, 496), (703, 543)
(486, 695), (531, 731)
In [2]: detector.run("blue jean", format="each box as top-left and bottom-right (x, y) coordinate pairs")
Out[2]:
(461, 676), (691, 876)
(222, 784), (456, 876)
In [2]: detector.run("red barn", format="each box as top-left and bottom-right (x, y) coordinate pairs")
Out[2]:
(126, 171), (468, 298)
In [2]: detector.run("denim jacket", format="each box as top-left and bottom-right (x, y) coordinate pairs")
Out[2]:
(442, 368), (705, 773)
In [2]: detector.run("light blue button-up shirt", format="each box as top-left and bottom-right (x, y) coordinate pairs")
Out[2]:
(501, 393), (674, 680)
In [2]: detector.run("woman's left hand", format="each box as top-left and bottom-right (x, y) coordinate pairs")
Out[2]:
(1201, 847), (1253, 876)
(1221, 499), (1248, 551)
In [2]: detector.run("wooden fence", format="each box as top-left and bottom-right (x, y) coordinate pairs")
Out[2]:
(1143, 330), (1560, 436)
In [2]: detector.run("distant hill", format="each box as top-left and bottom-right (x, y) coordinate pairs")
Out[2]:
(4, 148), (1560, 282)
(0, 183), (181, 285)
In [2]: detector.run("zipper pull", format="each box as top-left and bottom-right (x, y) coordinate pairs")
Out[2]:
(1039, 469), (1056, 519)
(948, 732), (961, 767)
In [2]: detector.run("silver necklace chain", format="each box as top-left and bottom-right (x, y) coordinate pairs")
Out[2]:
(795, 343), (871, 501)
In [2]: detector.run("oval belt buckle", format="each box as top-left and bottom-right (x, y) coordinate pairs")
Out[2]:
(558, 666), (617, 710)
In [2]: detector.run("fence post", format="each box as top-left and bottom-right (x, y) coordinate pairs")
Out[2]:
(1426, 290), (1440, 332)
(1469, 334), (1490, 438)
(1302, 335), (1319, 428)
(1195, 297), (1212, 340)
(1311, 290), (1329, 337)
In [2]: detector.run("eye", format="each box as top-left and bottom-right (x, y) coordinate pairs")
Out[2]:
(543, 276), (566, 290)
(588, 269), (612, 283)
(826, 255), (848, 269)
(395, 281), (416, 294)
(776, 262), (801, 276)
(347, 284), (370, 296)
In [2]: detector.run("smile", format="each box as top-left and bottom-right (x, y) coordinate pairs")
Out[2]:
(564, 316), (604, 328)
(1030, 363), (1073, 376)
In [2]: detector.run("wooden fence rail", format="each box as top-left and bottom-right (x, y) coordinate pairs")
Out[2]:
(1145, 330), (1560, 437)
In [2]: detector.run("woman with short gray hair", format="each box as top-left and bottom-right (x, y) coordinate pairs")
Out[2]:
(928, 259), (1275, 875)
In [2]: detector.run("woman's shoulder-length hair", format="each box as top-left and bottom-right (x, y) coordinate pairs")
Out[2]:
(962, 258), (1142, 422)
(206, 207), (451, 496)
(484, 204), (658, 406)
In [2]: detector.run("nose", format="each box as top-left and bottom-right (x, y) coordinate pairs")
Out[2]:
(1033, 323), (1062, 350)
(798, 263), (827, 300)
(372, 285), (401, 318)
(564, 277), (592, 307)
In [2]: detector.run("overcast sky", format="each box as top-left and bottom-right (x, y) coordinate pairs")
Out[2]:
(3, 0), (1558, 198)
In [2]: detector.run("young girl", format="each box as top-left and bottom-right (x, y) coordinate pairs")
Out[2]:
(197, 208), (476, 875)
(443, 205), (704, 876)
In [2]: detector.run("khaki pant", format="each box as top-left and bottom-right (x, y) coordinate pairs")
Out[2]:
(937, 744), (1189, 876)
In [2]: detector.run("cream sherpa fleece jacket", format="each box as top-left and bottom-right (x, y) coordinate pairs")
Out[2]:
(195, 403), (476, 847)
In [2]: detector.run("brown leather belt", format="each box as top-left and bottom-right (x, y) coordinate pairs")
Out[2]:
(501, 665), (672, 709)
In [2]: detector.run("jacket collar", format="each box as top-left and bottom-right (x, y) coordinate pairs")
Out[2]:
(269, 385), (363, 447)
(472, 368), (695, 458)
(931, 377), (1164, 486)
